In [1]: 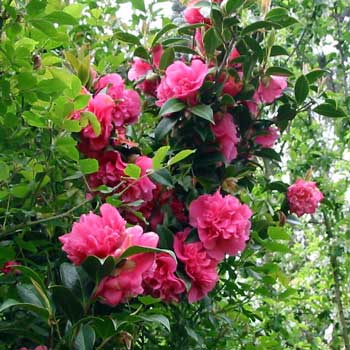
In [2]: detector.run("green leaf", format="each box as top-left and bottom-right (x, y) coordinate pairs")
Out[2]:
(63, 119), (83, 132)
(270, 45), (289, 56)
(80, 111), (101, 136)
(138, 314), (170, 332)
(152, 23), (177, 47)
(0, 161), (10, 181)
(152, 146), (170, 170)
(225, 0), (245, 15)
(124, 164), (142, 179)
(242, 21), (275, 35)
(81, 256), (115, 283)
(294, 75), (309, 104)
(118, 245), (177, 263)
(114, 31), (140, 45)
(305, 69), (328, 84)
(263, 241), (290, 253)
(51, 285), (84, 322)
(313, 103), (347, 118)
(159, 47), (175, 70)
(63, 3), (85, 18)
(80, 159), (99, 175)
(138, 295), (161, 305)
(255, 148), (281, 161)
(168, 149), (196, 166)
(131, 0), (146, 12)
(44, 11), (78, 25)
(190, 104), (214, 123)
(56, 136), (79, 161)
(75, 324), (96, 350)
(265, 67), (294, 76)
(203, 27), (220, 56)
(265, 7), (289, 19)
(268, 226), (290, 241)
(30, 19), (57, 36)
(74, 94), (91, 110)
(22, 111), (46, 128)
(159, 98), (185, 117)
(150, 168), (173, 187)
(0, 299), (49, 319)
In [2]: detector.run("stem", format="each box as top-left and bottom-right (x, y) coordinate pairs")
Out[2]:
(0, 200), (91, 237)
(323, 211), (350, 350)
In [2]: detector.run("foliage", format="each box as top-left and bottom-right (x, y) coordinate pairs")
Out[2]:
(0, 0), (349, 349)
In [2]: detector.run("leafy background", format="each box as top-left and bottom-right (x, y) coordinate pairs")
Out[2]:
(0, 0), (349, 349)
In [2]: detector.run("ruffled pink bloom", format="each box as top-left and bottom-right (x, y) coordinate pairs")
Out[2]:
(113, 89), (141, 126)
(255, 75), (288, 104)
(1, 261), (21, 274)
(189, 191), (252, 260)
(184, 0), (209, 24)
(255, 127), (280, 148)
(211, 113), (240, 163)
(223, 75), (243, 97)
(95, 227), (159, 306)
(128, 58), (152, 82)
(156, 60), (208, 106)
(34, 347), (48, 350)
(287, 179), (324, 217)
(95, 73), (125, 100)
(142, 253), (186, 302)
(174, 228), (219, 303)
(59, 204), (127, 265)
(80, 93), (115, 151)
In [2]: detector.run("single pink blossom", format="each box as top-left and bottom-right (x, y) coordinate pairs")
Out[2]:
(34, 347), (48, 350)
(211, 113), (240, 163)
(156, 60), (208, 106)
(1, 261), (21, 274)
(80, 93), (115, 151)
(184, 0), (209, 24)
(142, 253), (186, 302)
(255, 75), (288, 104)
(112, 89), (142, 126)
(59, 204), (127, 265)
(128, 58), (152, 82)
(189, 191), (252, 260)
(255, 127), (280, 148)
(287, 179), (324, 217)
(95, 73), (125, 100)
(174, 228), (219, 303)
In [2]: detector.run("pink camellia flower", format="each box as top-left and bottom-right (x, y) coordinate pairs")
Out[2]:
(174, 228), (219, 303)
(211, 113), (240, 163)
(255, 75), (288, 104)
(243, 100), (258, 117)
(128, 58), (152, 82)
(80, 93), (115, 152)
(156, 60), (208, 106)
(223, 75), (243, 97)
(113, 89), (142, 126)
(1, 261), (21, 274)
(95, 73), (125, 100)
(184, 0), (209, 24)
(255, 127), (280, 148)
(34, 346), (48, 350)
(128, 58), (159, 96)
(59, 204), (127, 265)
(287, 179), (324, 217)
(142, 253), (186, 302)
(189, 191), (253, 260)
(95, 226), (159, 306)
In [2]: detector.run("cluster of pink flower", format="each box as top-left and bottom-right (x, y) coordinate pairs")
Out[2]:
(60, 189), (252, 304)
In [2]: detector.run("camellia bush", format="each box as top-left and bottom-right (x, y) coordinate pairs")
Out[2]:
(0, 0), (348, 349)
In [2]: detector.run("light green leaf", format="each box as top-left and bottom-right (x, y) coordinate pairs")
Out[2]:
(124, 164), (141, 179)
(167, 149), (196, 166)
(152, 146), (170, 170)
